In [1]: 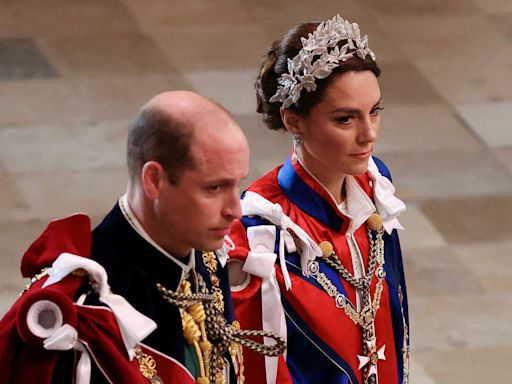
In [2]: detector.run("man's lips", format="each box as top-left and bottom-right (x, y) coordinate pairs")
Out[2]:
(211, 227), (231, 236)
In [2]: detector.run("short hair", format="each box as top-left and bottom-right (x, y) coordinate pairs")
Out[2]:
(126, 106), (195, 185)
(256, 21), (381, 131)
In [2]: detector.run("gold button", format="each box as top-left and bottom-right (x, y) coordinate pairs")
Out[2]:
(319, 241), (334, 259)
(366, 213), (383, 231)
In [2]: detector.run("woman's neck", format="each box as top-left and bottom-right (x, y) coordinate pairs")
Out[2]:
(298, 156), (346, 204)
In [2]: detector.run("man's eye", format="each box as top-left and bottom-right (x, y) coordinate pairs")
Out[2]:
(370, 106), (384, 116)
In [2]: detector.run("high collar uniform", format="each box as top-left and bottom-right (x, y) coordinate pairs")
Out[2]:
(0, 201), (238, 384)
(230, 157), (409, 384)
(89, 202), (237, 382)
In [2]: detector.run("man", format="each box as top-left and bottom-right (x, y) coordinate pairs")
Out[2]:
(0, 91), (266, 383)
(87, 91), (251, 383)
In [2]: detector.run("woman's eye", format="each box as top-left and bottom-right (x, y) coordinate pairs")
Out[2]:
(370, 106), (384, 116)
(335, 116), (352, 124)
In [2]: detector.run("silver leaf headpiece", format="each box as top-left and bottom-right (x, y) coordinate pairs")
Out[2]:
(269, 15), (376, 109)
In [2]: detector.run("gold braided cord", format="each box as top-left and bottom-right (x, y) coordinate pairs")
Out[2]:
(230, 328), (286, 356)
(156, 251), (286, 384)
(229, 321), (244, 383)
(179, 279), (210, 383)
(157, 283), (214, 307)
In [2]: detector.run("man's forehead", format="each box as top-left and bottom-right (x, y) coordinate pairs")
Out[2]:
(189, 130), (248, 167)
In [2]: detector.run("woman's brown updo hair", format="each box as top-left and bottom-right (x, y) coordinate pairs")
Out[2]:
(256, 21), (381, 131)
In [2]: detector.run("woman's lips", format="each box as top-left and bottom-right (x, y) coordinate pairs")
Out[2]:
(349, 151), (371, 160)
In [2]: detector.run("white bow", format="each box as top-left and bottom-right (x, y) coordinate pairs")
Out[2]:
(242, 225), (286, 384)
(367, 158), (406, 234)
(242, 191), (321, 288)
(43, 253), (157, 361)
(43, 324), (91, 384)
(240, 192), (321, 384)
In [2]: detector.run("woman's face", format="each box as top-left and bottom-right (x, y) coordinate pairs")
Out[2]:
(292, 70), (382, 183)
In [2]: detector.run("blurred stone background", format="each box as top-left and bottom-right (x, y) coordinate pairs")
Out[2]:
(1, 1), (511, 382)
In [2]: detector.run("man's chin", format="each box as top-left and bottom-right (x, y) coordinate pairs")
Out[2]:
(198, 239), (225, 253)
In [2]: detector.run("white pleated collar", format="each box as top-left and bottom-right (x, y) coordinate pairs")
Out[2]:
(299, 157), (406, 234)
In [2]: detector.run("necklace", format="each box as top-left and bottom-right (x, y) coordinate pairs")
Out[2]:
(307, 213), (386, 384)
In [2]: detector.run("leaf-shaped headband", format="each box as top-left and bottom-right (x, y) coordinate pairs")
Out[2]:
(269, 15), (376, 110)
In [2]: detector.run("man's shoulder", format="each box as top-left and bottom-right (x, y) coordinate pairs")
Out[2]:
(91, 203), (124, 241)
(21, 213), (92, 278)
(90, 203), (136, 293)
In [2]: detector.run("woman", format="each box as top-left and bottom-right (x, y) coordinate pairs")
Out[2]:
(228, 15), (409, 384)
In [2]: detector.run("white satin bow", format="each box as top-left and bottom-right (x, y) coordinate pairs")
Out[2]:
(367, 157), (406, 234)
(43, 253), (157, 360)
(242, 191), (321, 287)
(242, 226), (285, 384)
(43, 324), (91, 384)
(240, 192), (322, 384)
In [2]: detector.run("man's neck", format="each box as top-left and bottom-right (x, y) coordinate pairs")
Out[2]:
(119, 193), (193, 270)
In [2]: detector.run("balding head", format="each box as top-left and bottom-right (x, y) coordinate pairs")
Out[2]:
(127, 90), (244, 185)
(144, 90), (225, 122)
(126, 91), (249, 257)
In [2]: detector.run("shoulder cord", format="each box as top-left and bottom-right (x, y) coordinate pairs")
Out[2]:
(157, 254), (286, 384)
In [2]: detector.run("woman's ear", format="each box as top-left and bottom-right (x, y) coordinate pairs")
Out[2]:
(141, 161), (165, 200)
(281, 109), (302, 136)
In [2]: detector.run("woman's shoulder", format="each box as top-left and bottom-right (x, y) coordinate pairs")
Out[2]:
(244, 164), (285, 203)
(371, 155), (393, 182)
(351, 156), (395, 199)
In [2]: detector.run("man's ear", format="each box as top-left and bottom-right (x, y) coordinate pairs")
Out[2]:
(281, 109), (302, 136)
(141, 161), (165, 200)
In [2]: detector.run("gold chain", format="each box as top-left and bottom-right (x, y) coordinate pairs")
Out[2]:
(307, 227), (385, 329)
(307, 221), (386, 384)
(20, 268), (49, 296)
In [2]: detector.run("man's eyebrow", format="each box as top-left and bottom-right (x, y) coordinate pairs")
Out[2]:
(202, 177), (236, 184)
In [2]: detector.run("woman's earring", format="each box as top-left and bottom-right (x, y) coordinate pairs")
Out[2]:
(292, 133), (303, 161)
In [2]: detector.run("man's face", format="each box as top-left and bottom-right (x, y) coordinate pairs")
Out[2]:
(154, 121), (249, 258)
